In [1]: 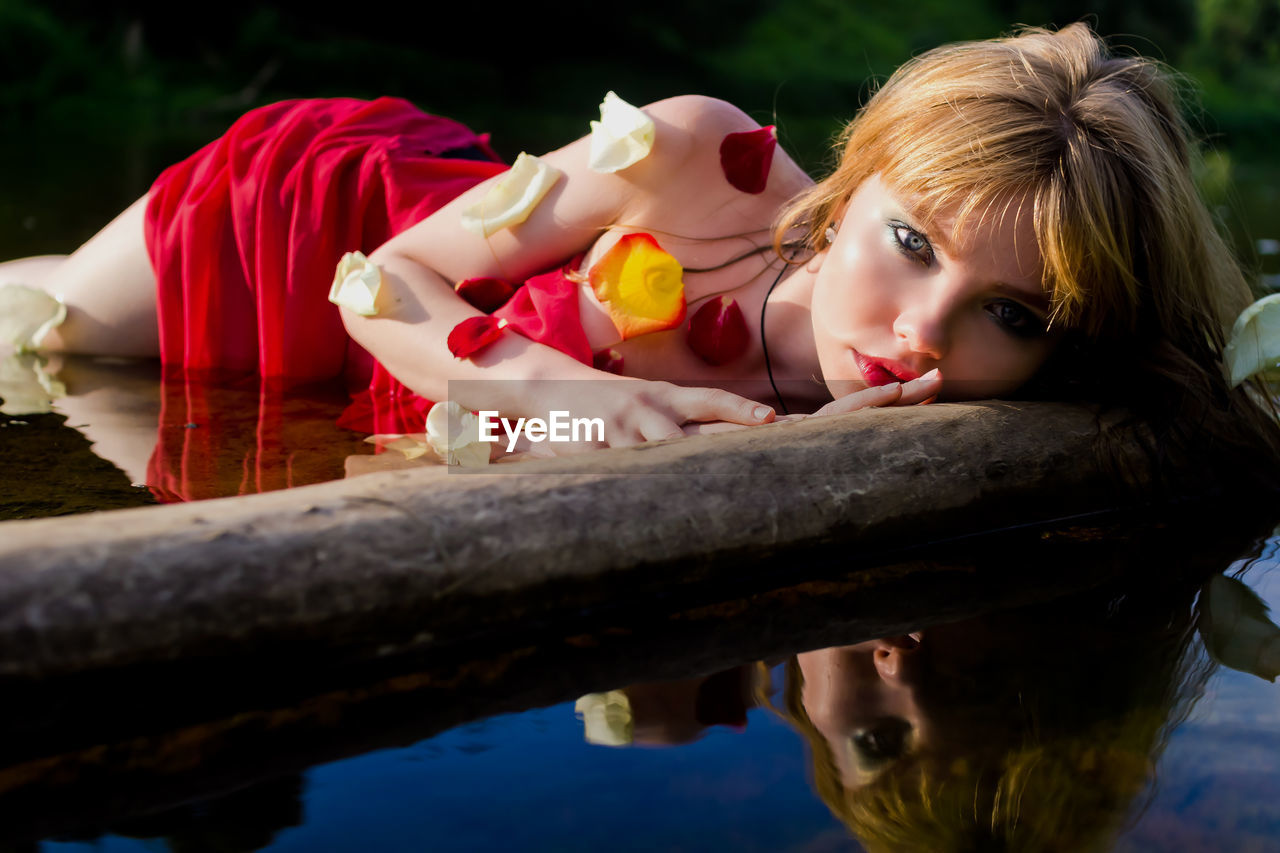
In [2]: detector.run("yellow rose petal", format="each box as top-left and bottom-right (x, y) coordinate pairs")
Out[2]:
(588, 233), (687, 339)
(425, 400), (491, 467)
(1224, 292), (1280, 386)
(588, 91), (656, 174)
(460, 152), (563, 238)
(328, 251), (383, 317)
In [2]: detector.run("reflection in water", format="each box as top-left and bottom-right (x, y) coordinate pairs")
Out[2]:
(581, 551), (1280, 853)
(56, 774), (304, 853)
(5, 520), (1279, 850)
(0, 355), (377, 517)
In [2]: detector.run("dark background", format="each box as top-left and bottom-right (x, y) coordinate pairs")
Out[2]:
(3, 0), (1278, 256)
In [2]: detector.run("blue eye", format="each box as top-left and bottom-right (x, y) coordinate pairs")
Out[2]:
(891, 224), (933, 264)
(988, 299), (1046, 339)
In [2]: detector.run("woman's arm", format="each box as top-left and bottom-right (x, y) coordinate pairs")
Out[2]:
(342, 96), (779, 446)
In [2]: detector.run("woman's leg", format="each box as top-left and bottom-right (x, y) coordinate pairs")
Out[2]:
(2, 194), (159, 357)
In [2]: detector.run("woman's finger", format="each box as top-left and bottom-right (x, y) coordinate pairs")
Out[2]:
(894, 369), (943, 406)
(670, 386), (775, 426)
(811, 383), (902, 417)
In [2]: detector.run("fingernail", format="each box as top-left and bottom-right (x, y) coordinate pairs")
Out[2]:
(877, 383), (900, 391)
(921, 368), (940, 381)
(752, 406), (772, 419)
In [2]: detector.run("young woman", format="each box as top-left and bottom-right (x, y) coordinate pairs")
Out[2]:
(3, 23), (1277, 481)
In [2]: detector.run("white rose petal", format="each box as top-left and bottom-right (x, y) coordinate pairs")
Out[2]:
(460, 152), (563, 238)
(574, 690), (634, 747)
(588, 91), (655, 174)
(0, 282), (66, 351)
(1199, 574), (1280, 682)
(328, 251), (383, 317)
(425, 400), (491, 467)
(364, 434), (430, 460)
(0, 352), (65, 416)
(1224, 292), (1280, 386)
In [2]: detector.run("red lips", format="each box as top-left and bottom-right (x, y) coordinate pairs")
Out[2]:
(854, 351), (921, 386)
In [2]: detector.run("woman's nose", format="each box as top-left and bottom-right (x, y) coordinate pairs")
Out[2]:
(892, 301), (948, 360)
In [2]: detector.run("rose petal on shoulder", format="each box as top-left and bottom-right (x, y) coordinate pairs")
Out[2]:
(588, 92), (656, 174)
(687, 296), (750, 365)
(447, 315), (509, 359)
(587, 233), (687, 339)
(719, 125), (777, 194)
(1225, 293), (1280, 386)
(460, 152), (563, 237)
(328, 251), (383, 316)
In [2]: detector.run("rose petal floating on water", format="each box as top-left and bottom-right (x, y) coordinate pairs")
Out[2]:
(574, 690), (634, 747)
(447, 316), (509, 359)
(588, 233), (686, 340)
(0, 351), (65, 416)
(592, 348), (625, 374)
(328, 251), (383, 316)
(719, 125), (777, 194)
(588, 92), (655, 174)
(364, 433), (430, 460)
(0, 282), (66, 351)
(687, 296), (750, 365)
(1224, 292), (1280, 386)
(460, 152), (562, 237)
(1199, 574), (1280, 682)
(425, 400), (491, 467)
(455, 276), (518, 314)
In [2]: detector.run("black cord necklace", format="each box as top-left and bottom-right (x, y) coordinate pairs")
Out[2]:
(759, 259), (791, 415)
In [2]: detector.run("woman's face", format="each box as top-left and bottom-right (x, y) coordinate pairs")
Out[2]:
(798, 638), (931, 788)
(810, 175), (1060, 401)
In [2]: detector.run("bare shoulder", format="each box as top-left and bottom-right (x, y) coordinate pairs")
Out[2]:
(640, 95), (766, 168)
(645, 95), (763, 135)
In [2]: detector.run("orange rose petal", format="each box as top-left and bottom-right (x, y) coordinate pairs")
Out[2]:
(687, 296), (750, 365)
(587, 233), (687, 340)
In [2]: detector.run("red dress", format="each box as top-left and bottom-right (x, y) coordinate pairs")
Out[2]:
(143, 97), (593, 500)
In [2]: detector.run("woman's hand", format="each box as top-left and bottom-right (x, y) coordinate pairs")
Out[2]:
(518, 377), (774, 452)
(809, 368), (942, 417)
(680, 369), (943, 439)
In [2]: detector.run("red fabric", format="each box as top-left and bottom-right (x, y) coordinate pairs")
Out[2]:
(144, 97), (506, 381)
(144, 98), (599, 493)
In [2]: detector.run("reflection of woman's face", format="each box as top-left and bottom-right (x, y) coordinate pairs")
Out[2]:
(797, 635), (930, 787)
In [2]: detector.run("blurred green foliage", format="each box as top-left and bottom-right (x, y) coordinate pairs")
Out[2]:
(1, 0), (1277, 256)
(4, 0), (1278, 158)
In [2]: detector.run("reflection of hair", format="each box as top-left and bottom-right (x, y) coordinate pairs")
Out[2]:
(774, 23), (1280, 487)
(770, 574), (1212, 852)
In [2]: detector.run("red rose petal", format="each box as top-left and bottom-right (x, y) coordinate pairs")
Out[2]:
(719, 126), (777, 194)
(687, 296), (750, 365)
(593, 348), (625, 374)
(455, 276), (518, 314)
(447, 315), (508, 359)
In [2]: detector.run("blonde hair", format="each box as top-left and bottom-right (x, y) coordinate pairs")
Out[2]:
(775, 23), (1280, 487)
(766, 569), (1214, 852)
